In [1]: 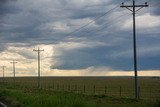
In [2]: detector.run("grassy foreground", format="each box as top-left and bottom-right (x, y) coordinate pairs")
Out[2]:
(0, 85), (159, 107)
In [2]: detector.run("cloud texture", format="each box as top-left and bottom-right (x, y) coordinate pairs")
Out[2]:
(0, 0), (160, 76)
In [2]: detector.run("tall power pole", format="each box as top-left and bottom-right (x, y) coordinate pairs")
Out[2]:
(10, 60), (17, 84)
(33, 47), (44, 88)
(2, 66), (6, 83)
(120, 1), (148, 99)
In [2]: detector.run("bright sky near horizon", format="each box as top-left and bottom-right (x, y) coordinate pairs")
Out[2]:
(0, 0), (160, 77)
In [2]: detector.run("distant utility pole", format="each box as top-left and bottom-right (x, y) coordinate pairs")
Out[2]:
(2, 66), (6, 83)
(33, 47), (44, 88)
(120, 0), (148, 99)
(10, 60), (17, 83)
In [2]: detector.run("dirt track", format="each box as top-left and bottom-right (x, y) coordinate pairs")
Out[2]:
(0, 102), (7, 107)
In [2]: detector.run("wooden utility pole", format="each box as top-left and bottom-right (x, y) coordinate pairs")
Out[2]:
(2, 66), (6, 83)
(33, 47), (44, 88)
(120, 0), (148, 99)
(10, 60), (17, 84)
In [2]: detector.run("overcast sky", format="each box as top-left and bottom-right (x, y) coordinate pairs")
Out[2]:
(0, 0), (160, 76)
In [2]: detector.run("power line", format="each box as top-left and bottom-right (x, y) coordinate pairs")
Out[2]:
(65, 0), (132, 37)
(120, 0), (148, 99)
(83, 12), (131, 35)
(67, 7), (119, 36)
(33, 47), (44, 88)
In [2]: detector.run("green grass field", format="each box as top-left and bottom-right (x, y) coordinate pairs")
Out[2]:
(0, 76), (160, 107)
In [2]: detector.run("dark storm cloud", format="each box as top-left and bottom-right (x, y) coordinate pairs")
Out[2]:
(0, 0), (142, 43)
(150, 7), (160, 16)
(0, 0), (19, 18)
(1, 0), (160, 71)
(51, 45), (134, 70)
(51, 31), (131, 70)
(51, 33), (160, 71)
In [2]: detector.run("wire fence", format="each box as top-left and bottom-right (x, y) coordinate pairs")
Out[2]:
(1, 77), (159, 101)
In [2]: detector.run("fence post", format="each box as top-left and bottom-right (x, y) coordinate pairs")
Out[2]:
(138, 86), (140, 99)
(149, 87), (151, 99)
(75, 84), (77, 92)
(84, 85), (86, 93)
(93, 85), (96, 94)
(62, 84), (64, 91)
(68, 85), (70, 91)
(120, 86), (122, 97)
(46, 82), (47, 89)
(46, 82), (48, 89)
(57, 84), (59, 90)
(105, 86), (107, 94)
(48, 82), (51, 90)
(52, 83), (54, 90)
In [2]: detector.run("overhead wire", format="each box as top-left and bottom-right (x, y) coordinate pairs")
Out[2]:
(83, 12), (131, 35)
(82, 0), (156, 37)
(64, 0), (132, 37)
(65, 6), (119, 37)
(79, 4), (158, 41)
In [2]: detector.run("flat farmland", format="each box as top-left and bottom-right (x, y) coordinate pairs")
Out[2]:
(1, 76), (160, 100)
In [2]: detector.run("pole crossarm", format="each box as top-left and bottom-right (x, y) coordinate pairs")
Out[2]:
(2, 66), (6, 76)
(10, 60), (17, 75)
(120, 0), (149, 99)
(120, 4), (149, 8)
(33, 49), (44, 52)
(2, 66), (6, 71)
(10, 60), (17, 64)
(10, 60), (17, 84)
(10, 60), (18, 70)
(33, 47), (44, 88)
(120, 2), (148, 12)
(2, 66), (6, 83)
